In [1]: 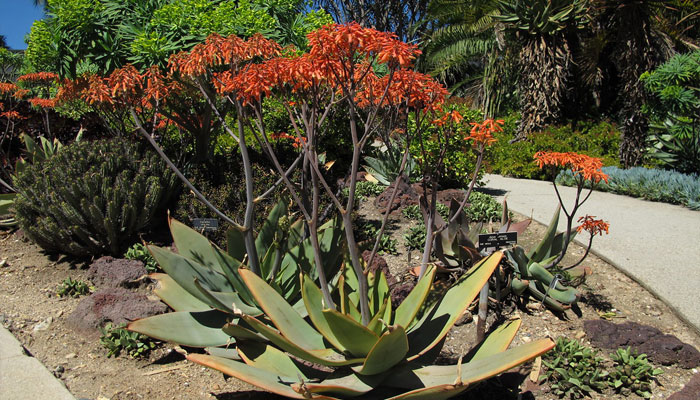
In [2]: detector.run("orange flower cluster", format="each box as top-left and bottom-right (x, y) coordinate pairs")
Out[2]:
(577, 215), (609, 236)
(534, 151), (609, 183)
(467, 118), (503, 147)
(28, 98), (57, 108)
(356, 69), (447, 110)
(1, 111), (25, 120)
(270, 132), (306, 148)
(0, 82), (18, 94)
(307, 23), (419, 69)
(170, 33), (280, 77)
(432, 110), (464, 127)
(12, 89), (30, 100)
(17, 72), (58, 82)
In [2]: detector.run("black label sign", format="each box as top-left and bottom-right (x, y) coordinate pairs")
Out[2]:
(192, 218), (219, 232)
(478, 231), (517, 251)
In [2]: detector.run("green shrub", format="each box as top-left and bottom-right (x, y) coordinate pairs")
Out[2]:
(14, 138), (179, 258)
(541, 337), (609, 398)
(487, 116), (621, 179)
(556, 166), (700, 210)
(56, 277), (92, 298)
(124, 243), (159, 273)
(642, 50), (700, 174)
(410, 105), (484, 188)
(100, 322), (157, 358)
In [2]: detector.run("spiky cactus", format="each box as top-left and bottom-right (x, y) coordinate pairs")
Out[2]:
(14, 138), (178, 257)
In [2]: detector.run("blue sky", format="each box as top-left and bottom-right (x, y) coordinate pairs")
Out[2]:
(0, 1), (46, 50)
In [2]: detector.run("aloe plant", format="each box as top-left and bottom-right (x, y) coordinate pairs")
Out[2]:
(504, 207), (584, 312)
(128, 202), (345, 348)
(131, 251), (553, 398)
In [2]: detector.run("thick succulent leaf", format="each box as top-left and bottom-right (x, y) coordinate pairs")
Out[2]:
(240, 269), (325, 350)
(255, 200), (288, 266)
(466, 319), (521, 362)
(506, 246), (529, 277)
(306, 371), (386, 397)
(394, 265), (435, 328)
(237, 341), (308, 381)
(406, 252), (502, 361)
(226, 228), (247, 261)
(387, 385), (468, 400)
(276, 220), (344, 300)
(0, 193), (15, 215)
(322, 309), (379, 357)
(150, 273), (210, 312)
(205, 346), (240, 360)
(302, 274), (347, 352)
(342, 262), (361, 306)
(353, 326), (409, 376)
(222, 321), (268, 342)
(367, 298), (389, 336)
(193, 278), (261, 316)
(549, 229), (578, 261)
(128, 310), (231, 347)
(385, 339), (555, 392)
(187, 354), (337, 399)
(369, 268), (391, 318)
(527, 206), (560, 262)
(169, 218), (226, 275)
(527, 282), (569, 312)
(148, 245), (231, 307)
(240, 314), (361, 367)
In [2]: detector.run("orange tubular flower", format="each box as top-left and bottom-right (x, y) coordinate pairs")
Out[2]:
(534, 151), (609, 183)
(577, 215), (610, 236)
(13, 89), (30, 99)
(17, 72), (59, 82)
(108, 64), (143, 97)
(0, 82), (18, 94)
(1, 111), (25, 120)
(467, 118), (503, 147)
(82, 75), (113, 105)
(28, 98), (57, 108)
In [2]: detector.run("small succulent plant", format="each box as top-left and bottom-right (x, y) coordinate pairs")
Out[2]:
(541, 337), (609, 399)
(56, 277), (92, 298)
(100, 323), (157, 358)
(124, 243), (159, 273)
(404, 224), (427, 251)
(609, 347), (662, 399)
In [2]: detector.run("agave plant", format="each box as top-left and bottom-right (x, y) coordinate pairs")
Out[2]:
(155, 252), (553, 398)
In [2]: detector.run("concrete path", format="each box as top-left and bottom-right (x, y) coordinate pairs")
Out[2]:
(0, 325), (75, 399)
(483, 174), (700, 333)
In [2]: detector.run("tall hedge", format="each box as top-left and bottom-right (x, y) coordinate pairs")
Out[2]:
(14, 138), (179, 257)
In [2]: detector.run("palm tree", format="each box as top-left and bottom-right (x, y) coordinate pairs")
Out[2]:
(496, 0), (590, 141)
(0, 35), (8, 49)
(420, 0), (509, 117)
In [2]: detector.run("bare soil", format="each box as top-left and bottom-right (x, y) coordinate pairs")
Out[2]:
(1, 196), (699, 400)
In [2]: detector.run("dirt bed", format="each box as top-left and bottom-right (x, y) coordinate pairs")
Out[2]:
(1, 201), (698, 399)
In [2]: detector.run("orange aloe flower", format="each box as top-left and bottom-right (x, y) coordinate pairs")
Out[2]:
(534, 151), (609, 183)
(577, 215), (609, 236)
(467, 118), (503, 147)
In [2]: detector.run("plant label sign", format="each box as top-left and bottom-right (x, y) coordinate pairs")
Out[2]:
(193, 218), (219, 232)
(478, 231), (517, 251)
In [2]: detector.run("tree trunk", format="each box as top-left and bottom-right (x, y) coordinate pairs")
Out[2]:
(514, 34), (571, 141)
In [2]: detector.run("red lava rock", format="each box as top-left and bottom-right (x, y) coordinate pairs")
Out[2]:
(67, 287), (167, 333)
(584, 320), (700, 368)
(87, 256), (147, 288)
(374, 175), (417, 213)
(667, 373), (700, 400)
